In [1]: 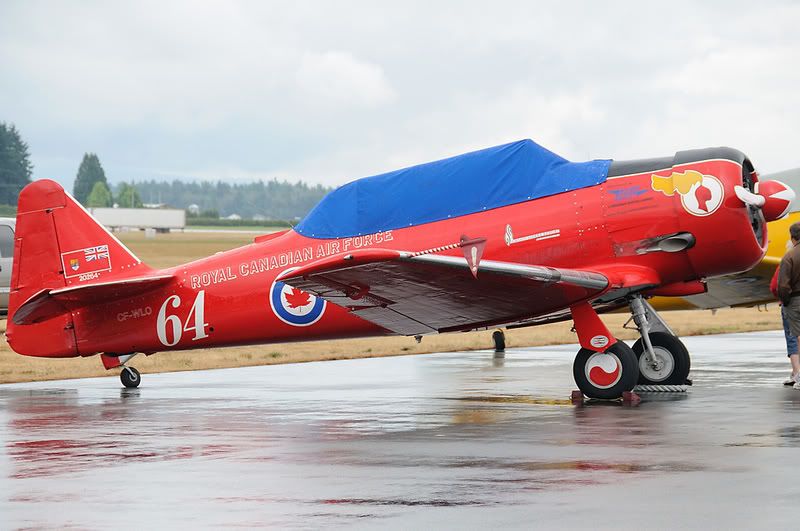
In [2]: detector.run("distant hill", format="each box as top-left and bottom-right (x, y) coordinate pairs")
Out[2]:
(119, 179), (332, 220)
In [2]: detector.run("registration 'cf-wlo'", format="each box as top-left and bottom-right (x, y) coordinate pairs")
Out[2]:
(6, 140), (794, 398)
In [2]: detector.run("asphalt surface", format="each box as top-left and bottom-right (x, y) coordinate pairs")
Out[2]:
(1, 330), (799, 529)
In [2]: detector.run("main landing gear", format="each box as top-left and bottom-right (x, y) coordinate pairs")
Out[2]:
(570, 296), (690, 399)
(627, 296), (690, 386)
(573, 341), (639, 400)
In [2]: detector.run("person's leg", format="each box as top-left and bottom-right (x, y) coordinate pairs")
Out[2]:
(782, 307), (799, 383)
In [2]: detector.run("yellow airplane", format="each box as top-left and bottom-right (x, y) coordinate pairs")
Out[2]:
(651, 168), (799, 311)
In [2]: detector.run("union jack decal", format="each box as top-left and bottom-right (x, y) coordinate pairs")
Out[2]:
(84, 245), (110, 262)
(61, 244), (113, 279)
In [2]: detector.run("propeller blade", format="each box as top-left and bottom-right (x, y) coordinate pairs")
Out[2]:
(734, 185), (765, 208)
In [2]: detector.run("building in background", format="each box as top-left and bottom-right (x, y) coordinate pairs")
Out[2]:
(89, 207), (185, 232)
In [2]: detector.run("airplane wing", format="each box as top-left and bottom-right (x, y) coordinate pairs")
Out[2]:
(13, 274), (175, 325)
(279, 248), (609, 335)
(648, 248), (782, 311)
(681, 256), (779, 309)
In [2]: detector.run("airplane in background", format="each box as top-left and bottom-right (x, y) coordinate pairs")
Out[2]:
(5, 139), (795, 399)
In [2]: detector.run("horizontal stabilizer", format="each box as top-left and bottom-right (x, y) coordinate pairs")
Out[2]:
(13, 274), (174, 325)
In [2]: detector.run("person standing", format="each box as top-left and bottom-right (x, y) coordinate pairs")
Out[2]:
(771, 261), (799, 384)
(777, 222), (800, 389)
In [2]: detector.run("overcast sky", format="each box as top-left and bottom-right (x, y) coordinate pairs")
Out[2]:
(1, 1), (798, 189)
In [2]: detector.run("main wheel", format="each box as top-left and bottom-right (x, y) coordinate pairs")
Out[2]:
(631, 332), (690, 385)
(573, 341), (639, 399)
(120, 367), (141, 388)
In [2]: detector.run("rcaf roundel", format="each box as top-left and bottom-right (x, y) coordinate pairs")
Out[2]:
(269, 271), (326, 326)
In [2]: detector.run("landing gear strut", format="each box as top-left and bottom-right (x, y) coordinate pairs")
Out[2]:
(627, 295), (691, 385)
(120, 366), (141, 388)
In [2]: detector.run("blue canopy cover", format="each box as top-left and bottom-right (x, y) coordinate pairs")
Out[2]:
(295, 139), (611, 239)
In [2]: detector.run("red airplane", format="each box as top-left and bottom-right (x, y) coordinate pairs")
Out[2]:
(6, 140), (795, 399)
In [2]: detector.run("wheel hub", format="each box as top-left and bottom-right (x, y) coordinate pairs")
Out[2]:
(639, 346), (674, 382)
(584, 352), (623, 389)
(649, 355), (664, 371)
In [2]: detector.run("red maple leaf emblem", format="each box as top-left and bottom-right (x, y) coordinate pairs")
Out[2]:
(284, 287), (311, 309)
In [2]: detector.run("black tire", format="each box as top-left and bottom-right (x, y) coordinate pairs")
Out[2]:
(492, 330), (506, 352)
(121, 367), (141, 388)
(573, 341), (639, 399)
(631, 332), (690, 385)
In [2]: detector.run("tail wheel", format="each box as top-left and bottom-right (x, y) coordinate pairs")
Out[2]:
(631, 332), (690, 385)
(573, 341), (639, 399)
(121, 367), (141, 388)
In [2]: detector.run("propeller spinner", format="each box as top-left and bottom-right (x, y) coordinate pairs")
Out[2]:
(734, 180), (795, 222)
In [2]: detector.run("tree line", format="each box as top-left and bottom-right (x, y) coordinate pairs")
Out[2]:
(73, 153), (145, 209)
(0, 123), (33, 205)
(132, 178), (330, 220)
(0, 123), (332, 221)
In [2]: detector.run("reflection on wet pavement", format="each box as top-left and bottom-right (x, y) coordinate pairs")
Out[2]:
(2, 331), (800, 528)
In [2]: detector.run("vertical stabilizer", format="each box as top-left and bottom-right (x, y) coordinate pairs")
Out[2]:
(8, 179), (151, 357)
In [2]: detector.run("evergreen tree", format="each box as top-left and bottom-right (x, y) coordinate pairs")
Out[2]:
(0, 122), (33, 205)
(86, 181), (113, 207)
(73, 153), (107, 205)
(116, 182), (143, 208)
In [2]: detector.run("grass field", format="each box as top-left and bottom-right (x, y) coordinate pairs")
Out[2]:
(0, 229), (784, 384)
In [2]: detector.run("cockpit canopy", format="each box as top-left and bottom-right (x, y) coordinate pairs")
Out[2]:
(295, 139), (612, 239)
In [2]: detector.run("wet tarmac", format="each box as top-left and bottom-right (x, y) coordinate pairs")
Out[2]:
(1, 330), (799, 529)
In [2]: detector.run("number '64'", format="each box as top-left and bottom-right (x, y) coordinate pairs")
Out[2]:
(156, 291), (209, 347)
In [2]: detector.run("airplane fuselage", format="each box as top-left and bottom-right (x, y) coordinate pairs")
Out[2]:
(8, 154), (766, 359)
